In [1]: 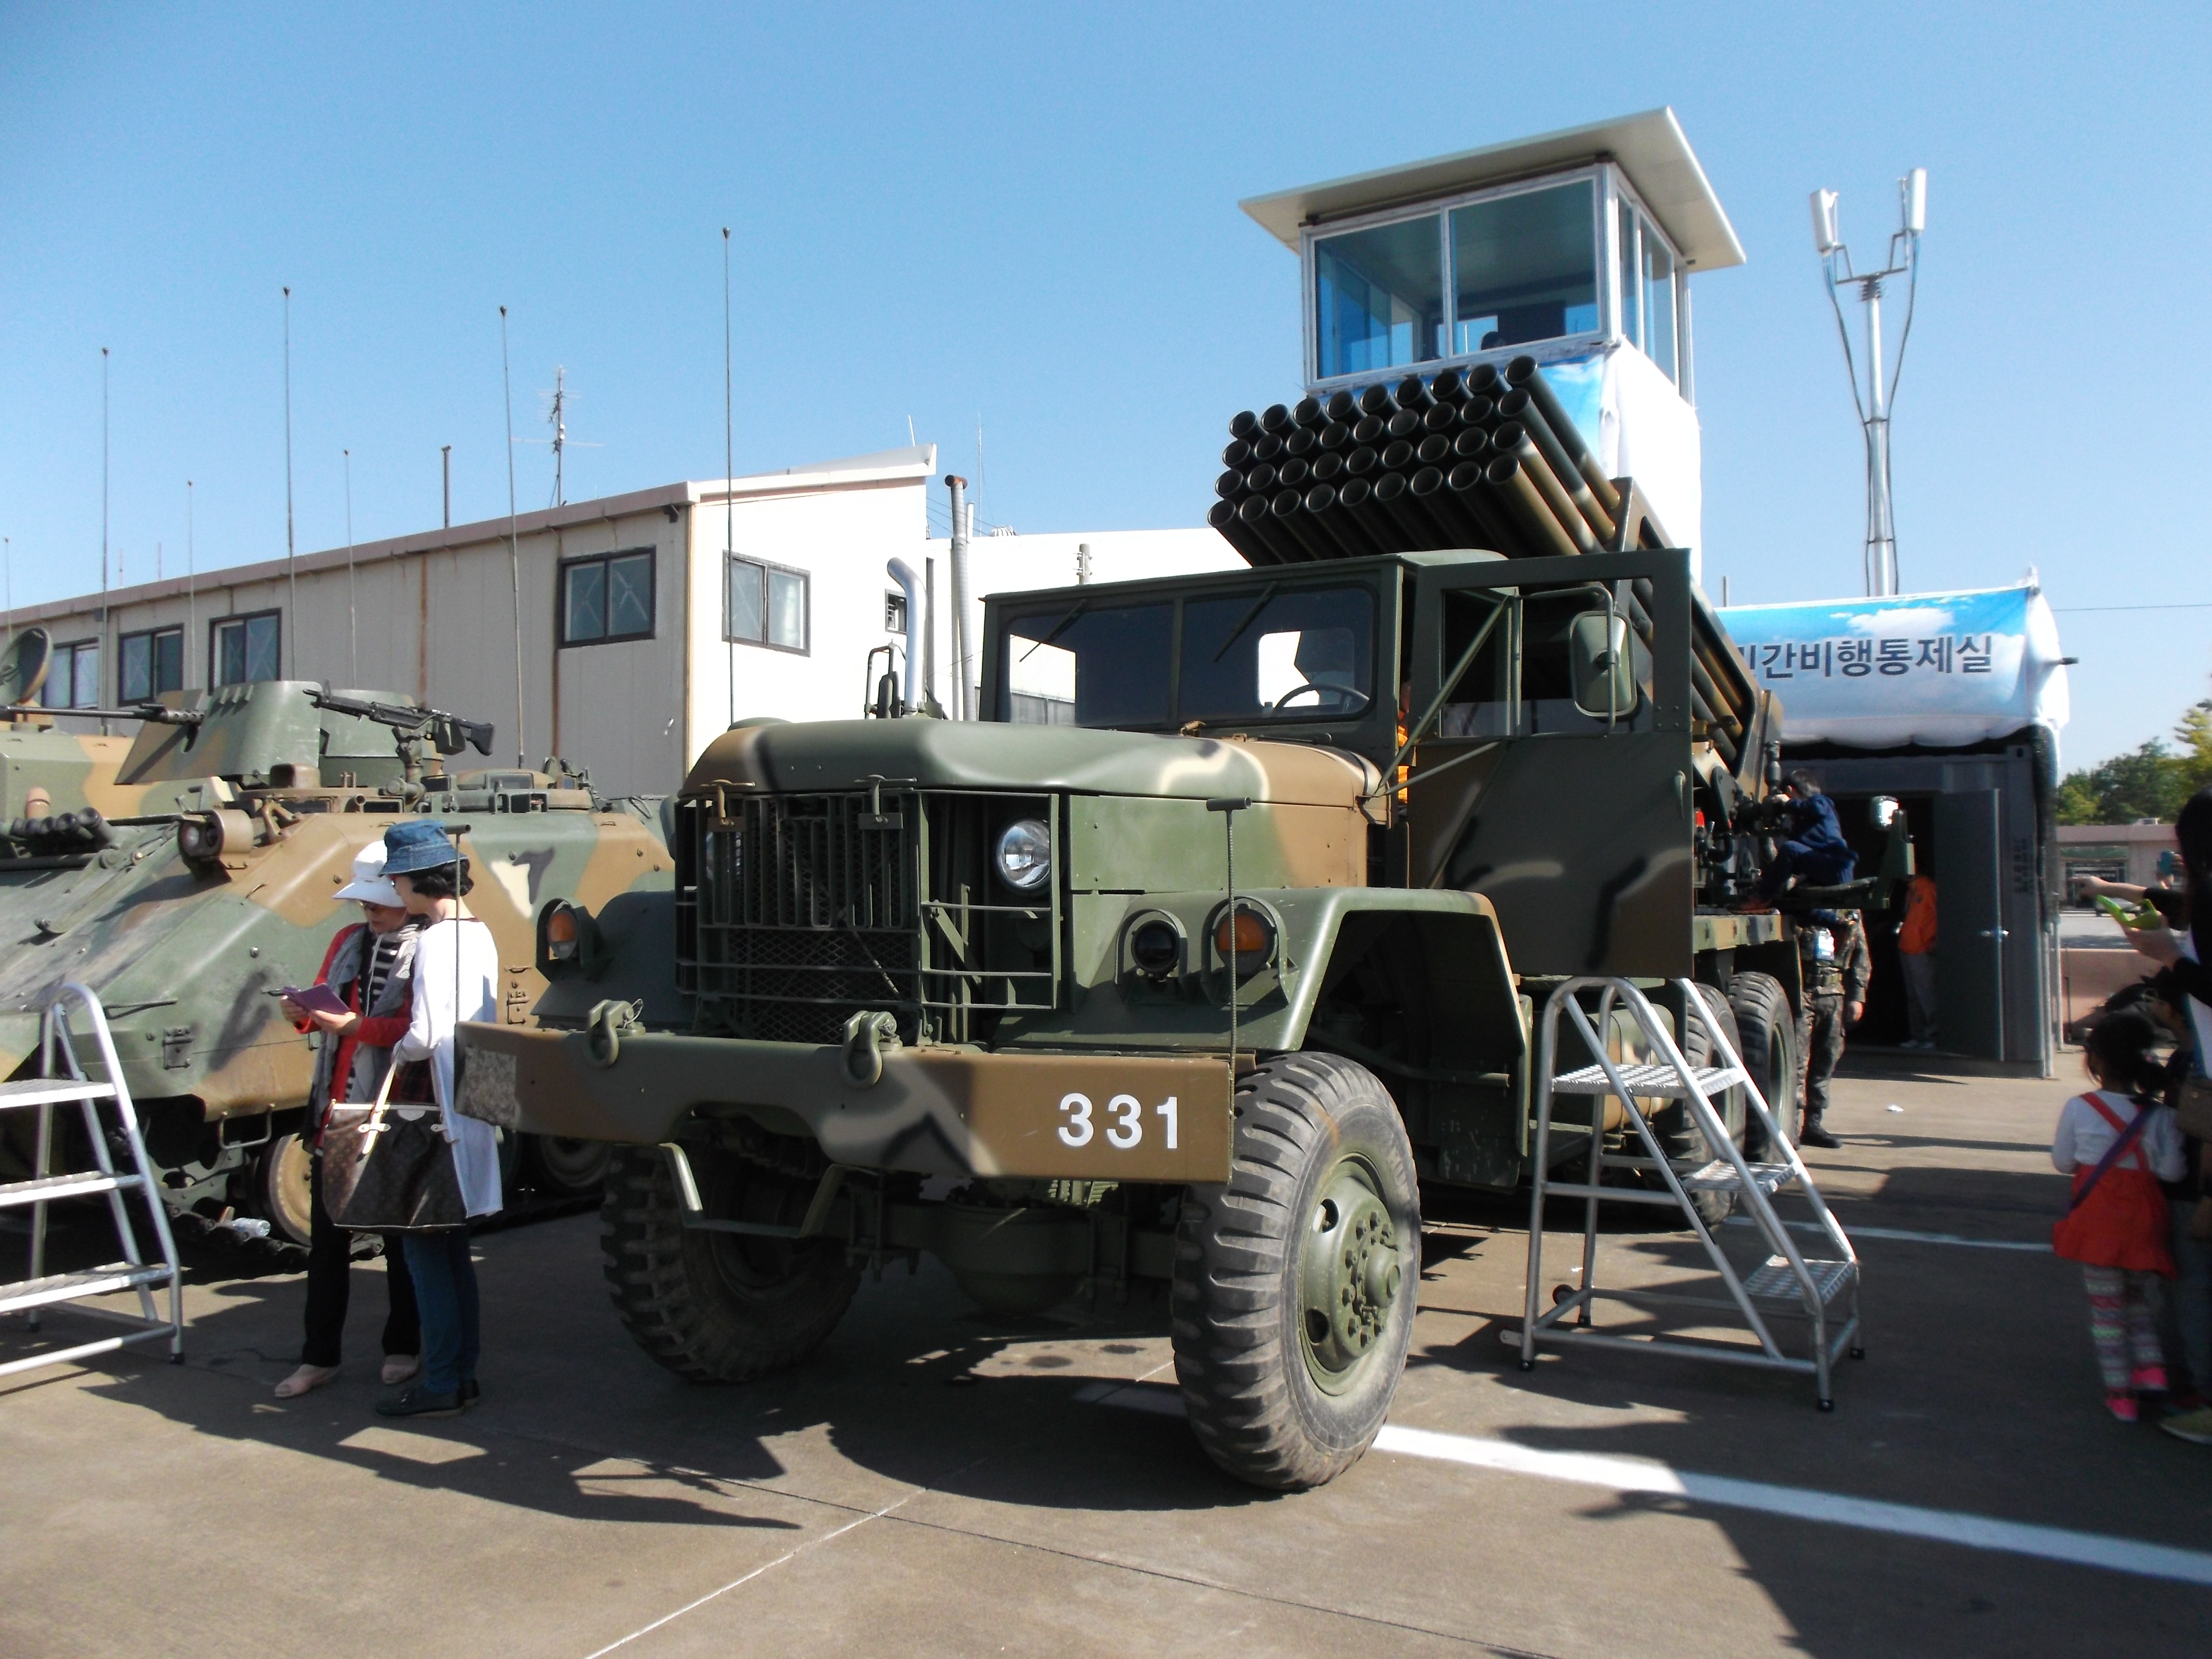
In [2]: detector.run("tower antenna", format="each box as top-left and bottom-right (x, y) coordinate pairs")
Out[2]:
(1810, 170), (1926, 596)
(283, 286), (297, 659)
(723, 226), (735, 731)
(501, 305), (525, 768)
(186, 481), (196, 689)
(344, 449), (356, 684)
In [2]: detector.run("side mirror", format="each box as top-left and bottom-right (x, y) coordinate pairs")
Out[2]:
(1869, 795), (1899, 828)
(1568, 610), (1637, 719)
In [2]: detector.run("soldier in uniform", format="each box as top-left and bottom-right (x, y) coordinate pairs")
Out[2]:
(1796, 908), (1871, 1149)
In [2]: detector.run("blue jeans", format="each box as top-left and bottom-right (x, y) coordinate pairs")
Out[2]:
(401, 1230), (480, 1394)
(1760, 839), (1856, 899)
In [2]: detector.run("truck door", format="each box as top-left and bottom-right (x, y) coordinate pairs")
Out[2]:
(1405, 552), (1697, 979)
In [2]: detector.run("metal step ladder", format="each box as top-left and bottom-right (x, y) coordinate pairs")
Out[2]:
(1510, 976), (1861, 1409)
(0, 984), (182, 1381)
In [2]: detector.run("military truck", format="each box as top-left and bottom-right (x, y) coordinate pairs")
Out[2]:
(0, 677), (674, 1249)
(461, 526), (1820, 1489)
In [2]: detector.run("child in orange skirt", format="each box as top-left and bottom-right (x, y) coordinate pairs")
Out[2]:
(2054, 1010), (2186, 1421)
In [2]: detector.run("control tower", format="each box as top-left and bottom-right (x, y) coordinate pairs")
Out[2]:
(1241, 107), (1743, 577)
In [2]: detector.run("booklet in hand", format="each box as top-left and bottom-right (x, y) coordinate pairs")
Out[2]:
(279, 983), (352, 1019)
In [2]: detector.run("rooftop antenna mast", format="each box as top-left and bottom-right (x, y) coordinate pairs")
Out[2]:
(527, 366), (599, 509)
(1811, 168), (1926, 597)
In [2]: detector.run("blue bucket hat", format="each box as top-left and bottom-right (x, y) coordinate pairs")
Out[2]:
(382, 818), (461, 876)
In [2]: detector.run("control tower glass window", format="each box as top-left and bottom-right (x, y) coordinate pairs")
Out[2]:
(1448, 181), (1599, 354)
(1616, 200), (1682, 385)
(1313, 214), (1443, 380)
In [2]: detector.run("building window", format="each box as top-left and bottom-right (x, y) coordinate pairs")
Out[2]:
(120, 626), (184, 702)
(1449, 180), (1600, 354)
(212, 611), (281, 687)
(43, 640), (101, 709)
(726, 556), (808, 654)
(561, 548), (656, 646)
(1313, 213), (1445, 380)
(1615, 200), (1682, 386)
(1305, 167), (1694, 387)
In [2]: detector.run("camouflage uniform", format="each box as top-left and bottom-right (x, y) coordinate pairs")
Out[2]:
(1796, 910), (1871, 1138)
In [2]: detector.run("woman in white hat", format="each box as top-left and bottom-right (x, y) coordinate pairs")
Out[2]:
(271, 841), (427, 1400)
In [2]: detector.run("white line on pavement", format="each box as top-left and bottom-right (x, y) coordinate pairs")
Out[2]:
(1726, 1216), (2048, 1252)
(1079, 1384), (2212, 1587)
(581, 1491), (916, 1657)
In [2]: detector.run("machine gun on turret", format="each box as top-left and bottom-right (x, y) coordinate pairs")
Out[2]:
(306, 685), (494, 789)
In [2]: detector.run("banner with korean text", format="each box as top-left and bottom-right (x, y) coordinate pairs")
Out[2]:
(1717, 584), (2069, 751)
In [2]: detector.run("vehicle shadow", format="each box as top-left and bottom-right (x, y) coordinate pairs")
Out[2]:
(2, 1210), (1274, 1534)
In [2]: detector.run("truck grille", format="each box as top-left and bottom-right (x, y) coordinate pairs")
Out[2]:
(674, 787), (1059, 1045)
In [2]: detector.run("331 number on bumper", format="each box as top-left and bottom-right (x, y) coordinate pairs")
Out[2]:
(1058, 1093), (1178, 1151)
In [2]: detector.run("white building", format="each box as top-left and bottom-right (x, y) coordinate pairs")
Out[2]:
(6, 446), (1239, 796)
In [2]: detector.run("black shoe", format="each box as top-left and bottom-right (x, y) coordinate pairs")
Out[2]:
(376, 1386), (463, 1419)
(1800, 1121), (1843, 1150)
(462, 1379), (481, 1406)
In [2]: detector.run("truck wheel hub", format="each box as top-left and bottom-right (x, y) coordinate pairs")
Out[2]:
(1299, 1161), (1399, 1390)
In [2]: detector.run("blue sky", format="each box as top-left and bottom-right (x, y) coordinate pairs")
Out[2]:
(2, 2), (2204, 769)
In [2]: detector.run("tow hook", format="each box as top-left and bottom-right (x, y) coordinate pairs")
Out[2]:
(841, 1010), (901, 1087)
(585, 999), (643, 1068)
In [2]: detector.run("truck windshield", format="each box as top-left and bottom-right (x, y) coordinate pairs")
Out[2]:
(1180, 585), (1375, 723)
(1001, 601), (1173, 727)
(996, 582), (1378, 730)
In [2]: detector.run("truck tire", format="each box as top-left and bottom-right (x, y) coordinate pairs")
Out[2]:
(599, 1145), (859, 1383)
(1728, 972), (1798, 1156)
(1171, 1052), (1419, 1491)
(255, 1130), (316, 1248)
(1654, 985), (1747, 1227)
(523, 1134), (614, 1198)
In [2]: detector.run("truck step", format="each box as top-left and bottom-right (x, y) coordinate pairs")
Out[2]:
(1742, 1255), (1857, 1306)
(1550, 1062), (1743, 1099)
(0, 1170), (148, 1211)
(0, 1078), (116, 1111)
(0, 1262), (175, 1318)
(1677, 1159), (1795, 1196)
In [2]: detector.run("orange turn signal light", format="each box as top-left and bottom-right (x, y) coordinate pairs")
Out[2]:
(1213, 906), (1275, 966)
(545, 905), (580, 961)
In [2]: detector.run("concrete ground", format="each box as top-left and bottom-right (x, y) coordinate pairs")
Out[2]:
(5, 1062), (2209, 1658)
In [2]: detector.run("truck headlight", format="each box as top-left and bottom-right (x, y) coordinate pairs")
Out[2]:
(995, 818), (1052, 891)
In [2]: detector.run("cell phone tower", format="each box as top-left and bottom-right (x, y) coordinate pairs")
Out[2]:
(1811, 168), (1926, 597)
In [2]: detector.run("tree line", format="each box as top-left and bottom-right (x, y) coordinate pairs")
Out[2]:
(2057, 699), (2212, 825)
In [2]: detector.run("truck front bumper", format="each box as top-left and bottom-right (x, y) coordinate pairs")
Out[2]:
(457, 1023), (1234, 1183)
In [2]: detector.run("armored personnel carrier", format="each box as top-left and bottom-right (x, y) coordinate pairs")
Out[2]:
(0, 676), (673, 1248)
(0, 627), (158, 827)
(461, 367), (1823, 1489)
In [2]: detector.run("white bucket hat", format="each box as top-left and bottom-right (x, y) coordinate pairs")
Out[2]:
(333, 841), (404, 907)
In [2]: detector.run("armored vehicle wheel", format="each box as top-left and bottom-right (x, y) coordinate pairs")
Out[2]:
(522, 1134), (615, 1198)
(600, 1144), (859, 1383)
(1654, 986), (1746, 1227)
(1727, 972), (1798, 1156)
(1171, 1052), (1419, 1491)
(256, 1132), (316, 1248)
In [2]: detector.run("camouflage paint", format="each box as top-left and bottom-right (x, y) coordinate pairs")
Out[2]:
(0, 682), (671, 1162)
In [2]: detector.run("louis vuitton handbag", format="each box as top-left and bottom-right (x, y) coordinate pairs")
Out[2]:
(320, 1052), (467, 1232)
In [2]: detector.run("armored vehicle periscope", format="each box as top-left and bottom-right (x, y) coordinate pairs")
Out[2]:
(0, 677), (673, 1249)
(462, 530), (1833, 1489)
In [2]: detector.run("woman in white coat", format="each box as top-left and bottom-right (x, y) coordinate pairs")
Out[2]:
(373, 819), (501, 1420)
